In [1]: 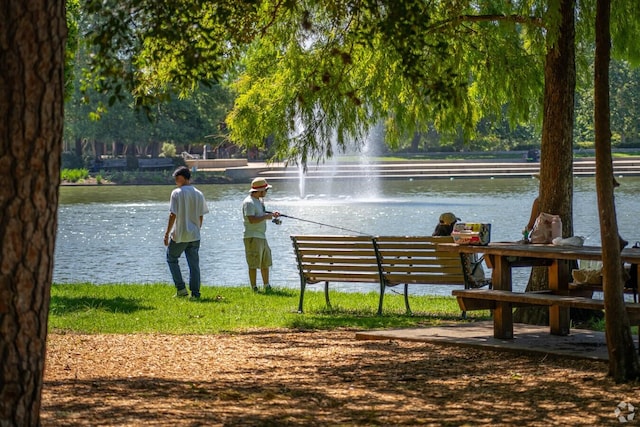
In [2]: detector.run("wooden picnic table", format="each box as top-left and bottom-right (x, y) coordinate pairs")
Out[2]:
(438, 242), (640, 339)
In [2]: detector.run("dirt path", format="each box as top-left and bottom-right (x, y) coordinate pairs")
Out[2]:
(42, 330), (638, 426)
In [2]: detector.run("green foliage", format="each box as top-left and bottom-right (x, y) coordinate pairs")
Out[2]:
(82, 0), (259, 104)
(64, 0), (81, 100)
(60, 168), (89, 182)
(575, 59), (640, 147)
(101, 170), (173, 185)
(226, 1), (549, 167)
(49, 283), (487, 334)
(61, 151), (84, 169)
(160, 142), (177, 157)
(75, 0), (640, 164)
(611, 1), (640, 64)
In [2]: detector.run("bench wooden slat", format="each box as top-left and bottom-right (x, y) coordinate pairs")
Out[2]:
(303, 260), (379, 272)
(375, 243), (447, 250)
(304, 265), (380, 274)
(383, 265), (464, 276)
(292, 235), (374, 242)
(304, 273), (382, 283)
(298, 250), (377, 257)
(378, 258), (462, 267)
(295, 242), (377, 250)
(385, 274), (466, 285)
(375, 236), (449, 243)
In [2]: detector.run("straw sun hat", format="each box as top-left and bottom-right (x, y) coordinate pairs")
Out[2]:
(250, 177), (272, 192)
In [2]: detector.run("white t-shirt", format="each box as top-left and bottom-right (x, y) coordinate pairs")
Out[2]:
(169, 185), (209, 243)
(242, 194), (267, 239)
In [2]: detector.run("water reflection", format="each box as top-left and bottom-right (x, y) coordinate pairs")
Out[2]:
(55, 177), (640, 295)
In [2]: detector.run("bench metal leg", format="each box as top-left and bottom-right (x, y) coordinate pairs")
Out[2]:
(298, 280), (306, 313)
(324, 281), (331, 308)
(403, 284), (412, 315)
(377, 284), (385, 315)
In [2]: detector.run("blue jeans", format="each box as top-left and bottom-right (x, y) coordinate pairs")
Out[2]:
(166, 240), (201, 297)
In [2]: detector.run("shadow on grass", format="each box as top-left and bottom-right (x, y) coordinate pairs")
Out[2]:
(261, 288), (298, 298)
(285, 306), (489, 330)
(50, 296), (153, 315)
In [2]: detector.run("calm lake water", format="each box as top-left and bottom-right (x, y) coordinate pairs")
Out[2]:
(55, 176), (640, 295)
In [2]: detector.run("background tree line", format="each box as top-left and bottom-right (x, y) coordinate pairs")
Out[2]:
(63, 6), (640, 167)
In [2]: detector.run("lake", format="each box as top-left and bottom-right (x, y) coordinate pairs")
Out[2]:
(55, 176), (640, 295)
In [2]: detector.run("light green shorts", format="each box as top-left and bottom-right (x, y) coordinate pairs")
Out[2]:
(243, 237), (272, 269)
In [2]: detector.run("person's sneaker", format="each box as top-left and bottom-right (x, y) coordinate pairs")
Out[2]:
(264, 284), (272, 292)
(189, 295), (200, 301)
(251, 286), (259, 292)
(175, 288), (189, 297)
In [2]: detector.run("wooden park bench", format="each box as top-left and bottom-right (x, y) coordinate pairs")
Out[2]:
(290, 235), (487, 315)
(94, 158), (127, 171)
(138, 158), (175, 170)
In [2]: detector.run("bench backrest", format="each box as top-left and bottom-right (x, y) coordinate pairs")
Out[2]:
(290, 235), (382, 284)
(374, 236), (466, 286)
(138, 158), (175, 169)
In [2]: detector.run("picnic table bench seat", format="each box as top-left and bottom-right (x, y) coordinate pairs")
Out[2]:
(291, 235), (486, 315)
(452, 288), (640, 336)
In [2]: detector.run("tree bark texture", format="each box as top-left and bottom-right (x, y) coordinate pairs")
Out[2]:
(594, 0), (640, 382)
(514, 0), (576, 324)
(0, 2), (66, 424)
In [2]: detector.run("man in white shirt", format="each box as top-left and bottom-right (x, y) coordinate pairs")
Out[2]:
(164, 166), (209, 299)
(242, 177), (279, 292)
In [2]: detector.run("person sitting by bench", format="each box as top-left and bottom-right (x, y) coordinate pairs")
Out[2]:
(432, 212), (490, 289)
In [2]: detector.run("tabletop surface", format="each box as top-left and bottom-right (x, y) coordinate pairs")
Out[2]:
(437, 242), (640, 263)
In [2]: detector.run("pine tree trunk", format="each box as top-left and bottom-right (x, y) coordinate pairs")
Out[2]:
(0, 2), (66, 424)
(514, 0), (576, 324)
(594, 0), (640, 382)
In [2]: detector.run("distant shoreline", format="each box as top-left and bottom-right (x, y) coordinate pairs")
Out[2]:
(60, 155), (640, 186)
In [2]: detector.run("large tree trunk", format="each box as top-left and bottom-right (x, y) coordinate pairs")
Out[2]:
(514, 0), (576, 324)
(594, 0), (640, 382)
(0, 2), (66, 424)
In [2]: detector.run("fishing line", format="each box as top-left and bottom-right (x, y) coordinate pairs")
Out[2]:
(266, 211), (372, 236)
(579, 227), (600, 244)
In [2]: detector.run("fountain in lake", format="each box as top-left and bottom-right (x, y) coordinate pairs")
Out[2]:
(297, 122), (385, 200)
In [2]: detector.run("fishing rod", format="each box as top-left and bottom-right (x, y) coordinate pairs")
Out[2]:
(265, 211), (371, 236)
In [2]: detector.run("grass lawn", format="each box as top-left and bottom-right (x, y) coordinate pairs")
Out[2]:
(49, 283), (491, 334)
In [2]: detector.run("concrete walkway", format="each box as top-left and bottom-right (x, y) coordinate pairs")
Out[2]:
(355, 321), (621, 362)
(216, 157), (640, 183)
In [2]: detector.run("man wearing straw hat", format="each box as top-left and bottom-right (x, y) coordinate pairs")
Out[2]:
(242, 177), (280, 292)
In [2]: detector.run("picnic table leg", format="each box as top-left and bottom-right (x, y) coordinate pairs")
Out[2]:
(548, 260), (571, 336)
(491, 255), (514, 339)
